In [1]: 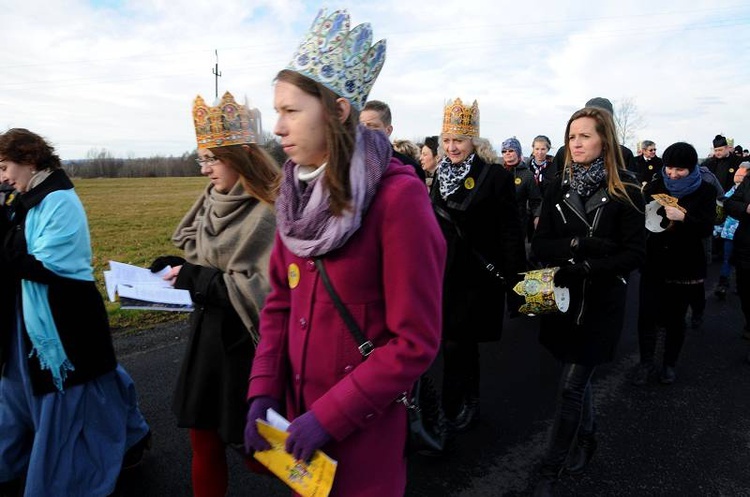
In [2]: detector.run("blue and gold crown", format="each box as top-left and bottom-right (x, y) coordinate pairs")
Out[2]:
(442, 98), (480, 138)
(286, 9), (387, 111)
(192, 91), (257, 149)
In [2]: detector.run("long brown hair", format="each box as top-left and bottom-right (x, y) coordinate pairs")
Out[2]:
(275, 69), (359, 216)
(211, 144), (281, 206)
(563, 107), (634, 204)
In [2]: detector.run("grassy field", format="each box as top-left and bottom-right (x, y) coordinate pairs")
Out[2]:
(75, 176), (208, 331)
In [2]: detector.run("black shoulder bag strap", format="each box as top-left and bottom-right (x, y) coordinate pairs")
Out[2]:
(314, 258), (374, 357)
(433, 204), (505, 283)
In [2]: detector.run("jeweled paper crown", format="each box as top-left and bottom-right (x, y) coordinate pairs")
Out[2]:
(286, 9), (387, 111)
(442, 98), (480, 137)
(192, 91), (256, 149)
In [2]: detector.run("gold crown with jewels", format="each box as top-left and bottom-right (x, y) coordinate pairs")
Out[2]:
(286, 9), (387, 111)
(442, 98), (480, 137)
(192, 91), (256, 149)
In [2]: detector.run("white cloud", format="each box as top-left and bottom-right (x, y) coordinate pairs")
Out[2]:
(0, 0), (748, 158)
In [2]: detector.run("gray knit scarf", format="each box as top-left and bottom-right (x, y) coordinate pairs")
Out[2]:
(276, 125), (392, 258)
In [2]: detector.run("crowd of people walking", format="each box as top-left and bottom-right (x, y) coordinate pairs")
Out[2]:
(1, 7), (749, 497)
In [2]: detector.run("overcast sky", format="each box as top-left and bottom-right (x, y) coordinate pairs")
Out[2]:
(2, 0), (749, 159)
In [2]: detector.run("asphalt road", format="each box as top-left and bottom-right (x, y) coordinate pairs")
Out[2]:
(113, 263), (750, 496)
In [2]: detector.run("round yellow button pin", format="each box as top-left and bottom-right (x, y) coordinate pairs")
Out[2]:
(288, 263), (300, 289)
(464, 177), (475, 190)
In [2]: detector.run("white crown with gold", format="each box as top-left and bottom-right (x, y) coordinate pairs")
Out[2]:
(286, 9), (387, 111)
(192, 91), (256, 149)
(442, 98), (480, 138)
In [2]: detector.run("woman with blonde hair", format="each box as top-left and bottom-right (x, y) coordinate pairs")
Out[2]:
(430, 98), (526, 434)
(530, 107), (645, 496)
(150, 91), (280, 497)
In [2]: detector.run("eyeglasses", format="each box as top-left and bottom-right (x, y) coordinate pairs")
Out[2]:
(195, 156), (219, 166)
(646, 148), (656, 153)
(501, 149), (515, 154)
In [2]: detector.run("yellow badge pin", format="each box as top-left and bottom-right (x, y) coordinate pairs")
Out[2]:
(464, 177), (475, 190)
(288, 263), (300, 289)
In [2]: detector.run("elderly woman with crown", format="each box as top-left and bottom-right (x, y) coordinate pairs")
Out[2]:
(243, 9), (446, 497)
(148, 91), (280, 496)
(429, 99), (527, 436)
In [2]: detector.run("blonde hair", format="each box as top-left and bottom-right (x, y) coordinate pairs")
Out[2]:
(472, 137), (499, 164)
(392, 139), (420, 162)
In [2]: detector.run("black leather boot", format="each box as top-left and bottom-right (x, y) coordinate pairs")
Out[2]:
(534, 415), (581, 497)
(452, 396), (480, 433)
(565, 429), (597, 475)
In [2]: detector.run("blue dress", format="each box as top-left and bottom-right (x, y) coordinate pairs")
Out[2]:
(0, 306), (150, 496)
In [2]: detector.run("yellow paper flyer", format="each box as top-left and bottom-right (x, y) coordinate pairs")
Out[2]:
(253, 420), (337, 497)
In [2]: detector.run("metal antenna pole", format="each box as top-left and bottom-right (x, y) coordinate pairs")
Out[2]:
(212, 50), (222, 99)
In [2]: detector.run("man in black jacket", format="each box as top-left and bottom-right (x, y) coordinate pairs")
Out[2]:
(360, 100), (426, 182)
(704, 134), (744, 191)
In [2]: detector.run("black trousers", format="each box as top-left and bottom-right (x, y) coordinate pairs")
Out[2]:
(441, 340), (479, 419)
(639, 278), (694, 367)
(541, 363), (595, 474)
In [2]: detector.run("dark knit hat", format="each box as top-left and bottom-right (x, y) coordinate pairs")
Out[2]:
(585, 97), (614, 115)
(713, 134), (728, 147)
(662, 142), (698, 171)
(735, 145), (743, 154)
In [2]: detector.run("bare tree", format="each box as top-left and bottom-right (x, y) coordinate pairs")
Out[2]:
(613, 97), (646, 149)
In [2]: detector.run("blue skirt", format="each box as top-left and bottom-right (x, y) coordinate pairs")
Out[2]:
(0, 311), (150, 497)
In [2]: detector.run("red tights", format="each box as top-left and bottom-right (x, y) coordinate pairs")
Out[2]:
(190, 429), (229, 497)
(189, 428), (267, 496)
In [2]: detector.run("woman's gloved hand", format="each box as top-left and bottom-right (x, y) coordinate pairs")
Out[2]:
(244, 396), (281, 454)
(149, 255), (186, 273)
(554, 263), (590, 288)
(285, 411), (332, 462)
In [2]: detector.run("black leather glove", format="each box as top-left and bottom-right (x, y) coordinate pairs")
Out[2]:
(574, 236), (617, 257)
(149, 255), (186, 273)
(554, 263), (590, 288)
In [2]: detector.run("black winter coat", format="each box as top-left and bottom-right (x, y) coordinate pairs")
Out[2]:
(172, 261), (256, 447)
(725, 175), (750, 269)
(531, 170), (645, 365)
(633, 155), (663, 185)
(642, 177), (716, 280)
(0, 170), (117, 394)
(704, 154), (744, 192)
(431, 156), (527, 342)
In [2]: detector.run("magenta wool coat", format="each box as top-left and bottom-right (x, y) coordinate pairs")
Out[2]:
(248, 162), (447, 497)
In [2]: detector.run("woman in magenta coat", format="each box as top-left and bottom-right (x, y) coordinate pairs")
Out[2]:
(243, 9), (446, 497)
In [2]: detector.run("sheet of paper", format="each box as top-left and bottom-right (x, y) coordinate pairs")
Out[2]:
(106, 260), (193, 311)
(266, 408), (291, 432)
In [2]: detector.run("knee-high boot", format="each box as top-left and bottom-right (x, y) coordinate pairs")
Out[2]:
(533, 416), (581, 497)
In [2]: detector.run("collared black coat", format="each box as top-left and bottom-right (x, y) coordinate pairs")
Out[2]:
(531, 170), (645, 365)
(704, 154), (744, 191)
(430, 155), (527, 342)
(0, 170), (117, 394)
(633, 155), (663, 184)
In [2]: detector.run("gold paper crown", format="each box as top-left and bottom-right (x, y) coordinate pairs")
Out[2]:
(442, 98), (480, 137)
(192, 91), (256, 149)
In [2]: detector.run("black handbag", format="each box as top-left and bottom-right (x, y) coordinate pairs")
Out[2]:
(314, 259), (446, 456)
